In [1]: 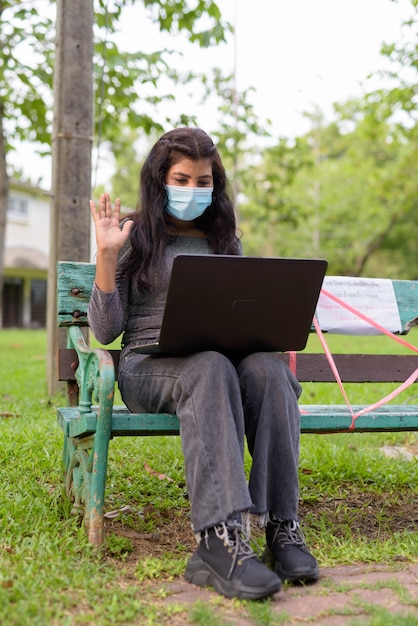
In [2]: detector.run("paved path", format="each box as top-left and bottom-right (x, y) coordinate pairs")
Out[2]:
(158, 562), (418, 625)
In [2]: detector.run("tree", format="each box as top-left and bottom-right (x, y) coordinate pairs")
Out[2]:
(237, 0), (418, 275)
(238, 135), (313, 256)
(205, 68), (271, 203)
(0, 0), (231, 327)
(0, 0), (54, 325)
(239, 89), (418, 278)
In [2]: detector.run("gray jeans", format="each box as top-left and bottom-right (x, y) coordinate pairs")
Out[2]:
(118, 350), (302, 533)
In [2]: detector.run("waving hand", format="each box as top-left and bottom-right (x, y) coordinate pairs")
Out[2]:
(90, 193), (133, 292)
(90, 193), (133, 254)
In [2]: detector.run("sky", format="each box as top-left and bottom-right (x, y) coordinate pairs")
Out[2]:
(10, 0), (416, 189)
(121, 0), (415, 137)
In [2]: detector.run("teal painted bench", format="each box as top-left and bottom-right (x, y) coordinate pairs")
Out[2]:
(56, 261), (418, 546)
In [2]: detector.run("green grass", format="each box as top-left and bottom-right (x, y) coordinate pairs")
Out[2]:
(0, 329), (417, 625)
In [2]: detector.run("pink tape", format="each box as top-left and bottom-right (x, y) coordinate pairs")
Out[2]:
(315, 289), (418, 430)
(288, 351), (297, 376)
(320, 288), (418, 353)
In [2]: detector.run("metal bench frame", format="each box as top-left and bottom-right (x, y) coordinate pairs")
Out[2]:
(56, 261), (418, 546)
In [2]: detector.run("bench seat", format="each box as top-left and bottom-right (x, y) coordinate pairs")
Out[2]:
(57, 403), (418, 439)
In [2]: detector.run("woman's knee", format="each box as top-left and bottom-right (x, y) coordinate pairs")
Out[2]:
(238, 352), (288, 378)
(186, 351), (237, 380)
(237, 352), (302, 397)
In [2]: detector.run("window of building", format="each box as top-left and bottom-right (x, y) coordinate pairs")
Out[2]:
(8, 194), (29, 219)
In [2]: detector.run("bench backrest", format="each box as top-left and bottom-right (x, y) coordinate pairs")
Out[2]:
(57, 261), (418, 333)
(57, 261), (418, 385)
(58, 262), (97, 327)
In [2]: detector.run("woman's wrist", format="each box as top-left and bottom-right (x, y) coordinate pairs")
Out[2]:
(96, 247), (119, 261)
(95, 250), (119, 292)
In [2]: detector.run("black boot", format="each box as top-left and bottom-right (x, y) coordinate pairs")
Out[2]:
(263, 519), (319, 583)
(185, 522), (282, 600)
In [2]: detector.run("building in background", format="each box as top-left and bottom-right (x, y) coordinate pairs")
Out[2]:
(4, 180), (50, 328)
(4, 179), (97, 328)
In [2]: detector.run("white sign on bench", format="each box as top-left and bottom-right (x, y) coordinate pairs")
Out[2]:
(316, 276), (402, 335)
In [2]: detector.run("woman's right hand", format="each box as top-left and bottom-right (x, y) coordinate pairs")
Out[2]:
(90, 193), (133, 254)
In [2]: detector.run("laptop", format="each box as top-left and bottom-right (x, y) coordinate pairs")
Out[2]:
(131, 254), (328, 355)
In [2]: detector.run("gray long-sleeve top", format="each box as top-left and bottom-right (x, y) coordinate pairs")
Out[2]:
(88, 236), (211, 355)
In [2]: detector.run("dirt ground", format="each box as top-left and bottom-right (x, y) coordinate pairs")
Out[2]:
(105, 508), (418, 625)
(154, 562), (418, 625)
(102, 444), (418, 624)
(104, 488), (418, 561)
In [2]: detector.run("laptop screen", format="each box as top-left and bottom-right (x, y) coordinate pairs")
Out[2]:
(136, 254), (328, 355)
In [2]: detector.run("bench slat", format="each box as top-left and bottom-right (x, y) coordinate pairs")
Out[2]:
(299, 404), (418, 432)
(57, 403), (418, 436)
(392, 280), (418, 331)
(57, 262), (96, 326)
(57, 406), (181, 437)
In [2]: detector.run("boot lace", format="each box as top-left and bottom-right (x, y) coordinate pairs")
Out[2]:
(272, 520), (306, 548)
(213, 523), (255, 579)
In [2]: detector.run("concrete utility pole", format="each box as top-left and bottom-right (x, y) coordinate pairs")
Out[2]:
(47, 0), (94, 394)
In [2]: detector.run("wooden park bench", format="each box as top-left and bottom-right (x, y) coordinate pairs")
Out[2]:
(56, 261), (418, 546)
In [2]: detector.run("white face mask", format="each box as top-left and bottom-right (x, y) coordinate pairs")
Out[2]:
(165, 185), (213, 221)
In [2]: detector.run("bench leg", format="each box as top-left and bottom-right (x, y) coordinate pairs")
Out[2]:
(62, 342), (115, 546)
(64, 436), (89, 518)
(64, 431), (110, 547)
(87, 429), (111, 546)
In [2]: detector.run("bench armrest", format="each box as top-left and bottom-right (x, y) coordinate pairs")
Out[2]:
(66, 326), (115, 418)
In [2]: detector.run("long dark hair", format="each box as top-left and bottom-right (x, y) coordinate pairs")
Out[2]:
(123, 127), (241, 291)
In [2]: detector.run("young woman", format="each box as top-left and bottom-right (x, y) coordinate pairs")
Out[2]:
(88, 127), (319, 600)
